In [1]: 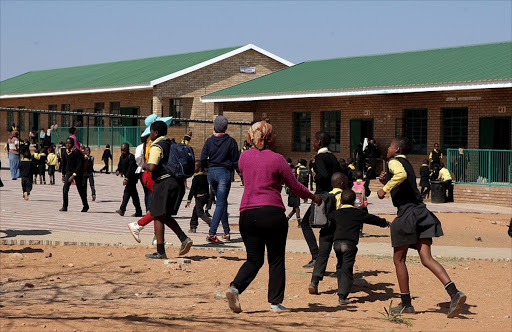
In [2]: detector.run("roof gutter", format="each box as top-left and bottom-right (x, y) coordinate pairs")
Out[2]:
(0, 84), (153, 99)
(201, 81), (512, 103)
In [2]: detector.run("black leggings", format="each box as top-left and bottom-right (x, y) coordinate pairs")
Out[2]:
(231, 206), (288, 305)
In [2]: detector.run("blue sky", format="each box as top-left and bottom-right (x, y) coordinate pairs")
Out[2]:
(1, 0), (510, 81)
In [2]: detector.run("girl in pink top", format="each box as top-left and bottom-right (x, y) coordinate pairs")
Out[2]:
(226, 121), (321, 314)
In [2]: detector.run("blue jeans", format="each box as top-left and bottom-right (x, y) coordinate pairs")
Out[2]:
(208, 167), (231, 235)
(8, 153), (20, 179)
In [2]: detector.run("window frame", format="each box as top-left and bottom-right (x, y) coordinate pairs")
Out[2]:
(403, 108), (428, 155)
(292, 111), (311, 152)
(94, 102), (105, 127)
(48, 104), (58, 128)
(61, 104), (71, 127)
(170, 98), (183, 126)
(442, 107), (468, 151)
(321, 110), (341, 152)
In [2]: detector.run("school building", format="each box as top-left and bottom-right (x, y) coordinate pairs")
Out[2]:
(0, 44), (292, 154)
(202, 42), (512, 205)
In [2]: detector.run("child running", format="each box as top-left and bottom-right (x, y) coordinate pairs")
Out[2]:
(83, 147), (96, 201)
(115, 143), (143, 217)
(185, 161), (212, 233)
(330, 189), (390, 305)
(309, 172), (348, 295)
(46, 146), (58, 185)
(377, 137), (466, 317)
(19, 150), (36, 200)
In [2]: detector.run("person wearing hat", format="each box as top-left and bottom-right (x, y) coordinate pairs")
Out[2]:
(200, 115), (240, 244)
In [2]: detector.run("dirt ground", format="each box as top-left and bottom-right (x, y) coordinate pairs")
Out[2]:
(1, 212), (511, 332)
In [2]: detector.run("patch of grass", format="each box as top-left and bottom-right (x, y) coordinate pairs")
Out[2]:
(379, 300), (413, 327)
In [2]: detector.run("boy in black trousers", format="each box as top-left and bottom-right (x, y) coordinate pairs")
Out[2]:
(301, 131), (342, 268)
(60, 138), (89, 212)
(116, 143), (143, 217)
(100, 144), (113, 174)
(377, 137), (466, 318)
(19, 150), (37, 200)
(186, 161), (212, 233)
(330, 189), (390, 305)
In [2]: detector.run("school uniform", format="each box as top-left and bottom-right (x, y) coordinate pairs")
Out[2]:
(302, 147), (342, 261)
(100, 148), (112, 173)
(34, 152), (47, 182)
(383, 155), (444, 248)
(429, 149), (443, 169)
(117, 152), (142, 216)
(83, 154), (96, 198)
(329, 205), (388, 300)
(438, 167), (454, 202)
(419, 164), (431, 197)
(187, 172), (212, 230)
(61, 147), (88, 211)
(47, 152), (58, 184)
(19, 157), (36, 197)
(286, 165), (300, 208)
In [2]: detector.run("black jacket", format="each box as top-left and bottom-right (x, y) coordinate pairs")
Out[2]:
(19, 159), (37, 178)
(313, 152), (342, 194)
(117, 153), (138, 183)
(330, 207), (388, 244)
(187, 173), (209, 201)
(102, 148), (112, 161)
(61, 148), (85, 176)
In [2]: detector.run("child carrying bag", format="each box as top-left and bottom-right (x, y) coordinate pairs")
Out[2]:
(309, 191), (341, 228)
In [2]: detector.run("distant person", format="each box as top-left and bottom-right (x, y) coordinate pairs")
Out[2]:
(46, 146), (58, 185)
(285, 160), (301, 227)
(60, 138), (89, 212)
(353, 143), (365, 171)
(68, 127), (82, 151)
(366, 139), (379, 169)
(115, 143), (143, 217)
(181, 130), (193, 146)
(19, 150), (36, 200)
(297, 159), (310, 203)
(83, 147), (96, 201)
(377, 137), (465, 318)
(7, 131), (20, 180)
(34, 147), (47, 184)
(438, 163), (454, 202)
(185, 161), (212, 233)
(200, 115), (240, 244)
(419, 159), (431, 199)
(429, 143), (443, 169)
(100, 144), (113, 174)
(364, 161), (376, 180)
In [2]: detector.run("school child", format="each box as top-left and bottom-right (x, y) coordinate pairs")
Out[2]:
(115, 143), (143, 217)
(60, 137), (89, 212)
(297, 159), (310, 203)
(364, 161), (376, 180)
(347, 158), (356, 171)
(309, 172), (348, 295)
(46, 146), (58, 185)
(352, 170), (370, 235)
(285, 160), (301, 227)
(19, 150), (37, 200)
(57, 142), (65, 172)
(142, 120), (193, 259)
(330, 189), (390, 305)
(83, 147), (96, 201)
(377, 137), (466, 318)
(419, 159), (431, 198)
(185, 161), (212, 233)
(100, 144), (113, 174)
(33, 148), (47, 184)
(438, 163), (454, 202)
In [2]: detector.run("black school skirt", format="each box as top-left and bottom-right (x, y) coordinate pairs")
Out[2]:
(287, 192), (300, 208)
(390, 203), (444, 248)
(150, 176), (185, 218)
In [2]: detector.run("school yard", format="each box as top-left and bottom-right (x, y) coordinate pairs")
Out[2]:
(0, 166), (511, 331)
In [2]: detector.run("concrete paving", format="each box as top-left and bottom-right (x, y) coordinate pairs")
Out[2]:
(1, 165), (511, 260)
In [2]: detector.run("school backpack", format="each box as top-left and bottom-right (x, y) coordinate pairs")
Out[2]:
(298, 167), (309, 185)
(163, 141), (196, 180)
(309, 191), (341, 228)
(352, 181), (368, 208)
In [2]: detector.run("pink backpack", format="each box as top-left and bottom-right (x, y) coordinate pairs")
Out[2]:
(352, 181), (367, 208)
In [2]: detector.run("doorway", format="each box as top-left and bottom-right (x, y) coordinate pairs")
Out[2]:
(120, 107), (139, 126)
(479, 117), (511, 149)
(350, 119), (374, 155)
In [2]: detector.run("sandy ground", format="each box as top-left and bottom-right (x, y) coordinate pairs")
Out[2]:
(1, 236), (511, 331)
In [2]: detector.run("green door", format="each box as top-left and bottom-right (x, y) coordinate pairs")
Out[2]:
(350, 119), (361, 156)
(479, 117), (494, 149)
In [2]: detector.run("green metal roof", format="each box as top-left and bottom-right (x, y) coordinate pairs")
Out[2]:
(0, 46), (243, 95)
(204, 42), (512, 100)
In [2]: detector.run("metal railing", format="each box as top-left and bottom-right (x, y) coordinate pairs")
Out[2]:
(51, 126), (146, 148)
(447, 148), (512, 187)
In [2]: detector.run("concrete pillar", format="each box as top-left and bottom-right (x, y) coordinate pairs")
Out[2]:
(152, 96), (163, 116)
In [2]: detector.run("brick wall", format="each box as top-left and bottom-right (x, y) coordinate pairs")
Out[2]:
(217, 88), (512, 172)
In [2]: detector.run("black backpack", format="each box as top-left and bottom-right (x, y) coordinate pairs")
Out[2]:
(298, 167), (309, 185)
(162, 141), (196, 180)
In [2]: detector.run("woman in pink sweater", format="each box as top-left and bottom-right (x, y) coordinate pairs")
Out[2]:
(226, 121), (322, 314)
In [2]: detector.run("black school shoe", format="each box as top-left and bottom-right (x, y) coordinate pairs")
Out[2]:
(308, 281), (319, 295)
(145, 252), (167, 259)
(303, 259), (316, 268)
(390, 302), (416, 314)
(447, 291), (467, 318)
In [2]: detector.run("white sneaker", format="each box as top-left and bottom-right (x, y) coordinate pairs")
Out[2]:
(270, 304), (290, 313)
(128, 222), (143, 243)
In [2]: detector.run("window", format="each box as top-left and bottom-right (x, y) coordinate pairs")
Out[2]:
(170, 98), (183, 126)
(293, 112), (311, 152)
(321, 111), (341, 152)
(48, 105), (58, 128)
(110, 102), (121, 126)
(17, 107), (25, 131)
(94, 102), (105, 127)
(404, 109), (428, 154)
(61, 104), (70, 127)
(7, 110), (14, 131)
(442, 108), (468, 150)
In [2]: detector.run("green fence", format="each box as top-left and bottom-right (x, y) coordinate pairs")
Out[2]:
(447, 148), (512, 186)
(51, 126), (146, 148)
